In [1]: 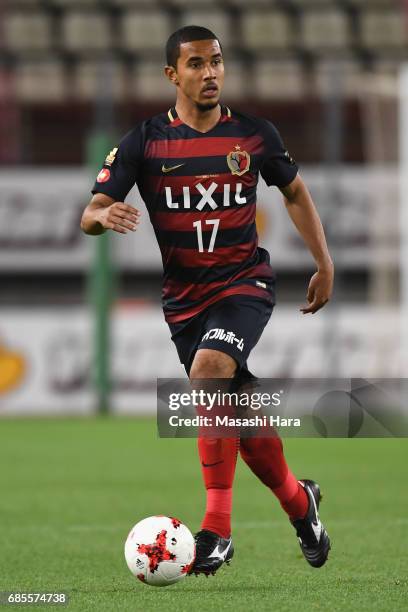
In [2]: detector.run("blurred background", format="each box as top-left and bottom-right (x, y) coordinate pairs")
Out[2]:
(1, 0), (408, 415)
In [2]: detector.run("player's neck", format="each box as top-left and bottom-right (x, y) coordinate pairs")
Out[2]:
(175, 100), (221, 134)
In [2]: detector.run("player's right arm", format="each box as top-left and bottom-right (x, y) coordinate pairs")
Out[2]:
(81, 123), (145, 236)
(80, 193), (140, 236)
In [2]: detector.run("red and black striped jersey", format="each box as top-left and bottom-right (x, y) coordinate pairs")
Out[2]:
(92, 105), (298, 322)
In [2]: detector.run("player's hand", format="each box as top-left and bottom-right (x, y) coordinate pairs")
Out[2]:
(300, 266), (334, 315)
(97, 202), (141, 234)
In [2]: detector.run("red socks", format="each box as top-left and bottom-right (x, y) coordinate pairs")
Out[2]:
(239, 436), (309, 520)
(197, 434), (308, 537)
(198, 437), (238, 538)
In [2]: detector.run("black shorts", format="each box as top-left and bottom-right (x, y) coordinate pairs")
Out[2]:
(168, 294), (274, 380)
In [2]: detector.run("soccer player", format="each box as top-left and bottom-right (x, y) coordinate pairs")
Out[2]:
(80, 26), (334, 575)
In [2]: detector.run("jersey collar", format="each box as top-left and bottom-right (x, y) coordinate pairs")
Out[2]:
(167, 104), (232, 126)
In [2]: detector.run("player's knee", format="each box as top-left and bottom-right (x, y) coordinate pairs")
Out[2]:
(189, 349), (237, 380)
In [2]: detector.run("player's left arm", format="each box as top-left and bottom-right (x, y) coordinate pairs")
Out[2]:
(280, 173), (334, 314)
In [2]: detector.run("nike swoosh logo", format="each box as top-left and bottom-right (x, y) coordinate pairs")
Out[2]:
(208, 540), (232, 561)
(201, 460), (224, 468)
(309, 491), (322, 542)
(162, 163), (185, 173)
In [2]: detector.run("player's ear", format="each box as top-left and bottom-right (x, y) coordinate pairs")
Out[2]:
(165, 65), (179, 85)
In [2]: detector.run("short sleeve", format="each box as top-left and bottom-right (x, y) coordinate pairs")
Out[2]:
(259, 120), (298, 188)
(91, 123), (144, 201)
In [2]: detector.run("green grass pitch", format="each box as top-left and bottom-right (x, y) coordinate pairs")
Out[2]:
(0, 418), (407, 611)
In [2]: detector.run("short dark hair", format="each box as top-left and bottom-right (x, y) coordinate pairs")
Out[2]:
(166, 25), (221, 68)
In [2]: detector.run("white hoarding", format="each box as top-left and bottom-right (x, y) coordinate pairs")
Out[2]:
(0, 166), (399, 271)
(0, 305), (405, 415)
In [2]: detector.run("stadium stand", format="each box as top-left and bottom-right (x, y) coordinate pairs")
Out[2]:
(0, 0), (406, 162)
(119, 10), (173, 52)
(253, 58), (305, 100)
(299, 8), (352, 53)
(14, 60), (66, 102)
(178, 10), (232, 48)
(241, 9), (294, 52)
(359, 9), (408, 52)
(3, 11), (53, 53)
(73, 59), (127, 100)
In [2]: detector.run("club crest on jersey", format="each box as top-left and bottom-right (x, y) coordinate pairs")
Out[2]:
(227, 144), (250, 176)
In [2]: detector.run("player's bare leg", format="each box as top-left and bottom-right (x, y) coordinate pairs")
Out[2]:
(189, 349), (237, 576)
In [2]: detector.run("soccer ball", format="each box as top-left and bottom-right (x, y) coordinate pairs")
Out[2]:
(124, 515), (195, 587)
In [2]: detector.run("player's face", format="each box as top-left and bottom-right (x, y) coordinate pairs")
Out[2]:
(172, 39), (224, 111)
